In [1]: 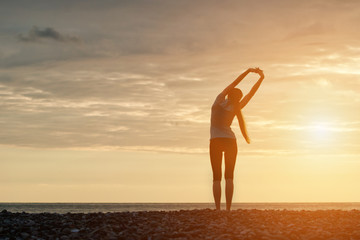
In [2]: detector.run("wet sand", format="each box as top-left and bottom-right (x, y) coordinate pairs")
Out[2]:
(1, 208), (360, 239)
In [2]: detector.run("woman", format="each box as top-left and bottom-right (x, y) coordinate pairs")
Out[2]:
(210, 67), (264, 211)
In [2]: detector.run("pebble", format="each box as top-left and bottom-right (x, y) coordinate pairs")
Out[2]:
(20, 232), (30, 239)
(1, 209), (360, 239)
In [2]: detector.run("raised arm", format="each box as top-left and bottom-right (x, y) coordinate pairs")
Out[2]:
(236, 109), (250, 144)
(219, 68), (255, 96)
(239, 69), (265, 109)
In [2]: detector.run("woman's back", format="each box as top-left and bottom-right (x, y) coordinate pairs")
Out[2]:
(210, 94), (236, 140)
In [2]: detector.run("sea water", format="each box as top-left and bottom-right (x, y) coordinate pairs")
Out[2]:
(1, 202), (360, 214)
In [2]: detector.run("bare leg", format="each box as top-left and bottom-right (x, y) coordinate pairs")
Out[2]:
(213, 180), (221, 210)
(210, 139), (222, 211)
(224, 139), (237, 211)
(225, 179), (234, 211)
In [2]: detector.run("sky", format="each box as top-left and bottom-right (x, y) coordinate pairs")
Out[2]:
(1, 0), (360, 202)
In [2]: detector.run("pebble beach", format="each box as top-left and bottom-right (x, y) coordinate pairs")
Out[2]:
(1, 208), (360, 240)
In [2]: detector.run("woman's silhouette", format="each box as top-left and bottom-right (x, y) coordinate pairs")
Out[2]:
(210, 67), (264, 211)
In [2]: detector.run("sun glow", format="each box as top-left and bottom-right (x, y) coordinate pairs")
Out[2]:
(307, 121), (335, 147)
(311, 122), (331, 138)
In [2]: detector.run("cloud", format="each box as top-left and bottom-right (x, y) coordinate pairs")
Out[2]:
(18, 26), (80, 43)
(0, 0), (360, 155)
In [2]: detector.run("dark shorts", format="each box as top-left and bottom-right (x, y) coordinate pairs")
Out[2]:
(209, 137), (237, 181)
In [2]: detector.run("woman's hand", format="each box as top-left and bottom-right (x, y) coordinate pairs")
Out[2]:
(248, 67), (257, 73)
(254, 68), (264, 78)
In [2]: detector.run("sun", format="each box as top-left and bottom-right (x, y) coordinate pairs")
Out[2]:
(308, 121), (333, 144)
(312, 122), (330, 138)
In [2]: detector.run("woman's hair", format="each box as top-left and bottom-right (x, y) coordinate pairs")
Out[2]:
(228, 88), (243, 103)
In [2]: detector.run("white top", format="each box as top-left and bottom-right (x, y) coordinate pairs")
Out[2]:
(210, 93), (237, 139)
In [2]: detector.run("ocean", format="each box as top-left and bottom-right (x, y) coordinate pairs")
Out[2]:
(1, 202), (360, 214)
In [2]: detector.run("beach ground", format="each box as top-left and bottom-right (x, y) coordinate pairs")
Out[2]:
(1, 208), (360, 239)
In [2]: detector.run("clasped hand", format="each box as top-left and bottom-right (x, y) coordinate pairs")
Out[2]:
(248, 67), (264, 77)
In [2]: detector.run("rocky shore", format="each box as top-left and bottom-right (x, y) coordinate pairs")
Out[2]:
(1, 208), (360, 239)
